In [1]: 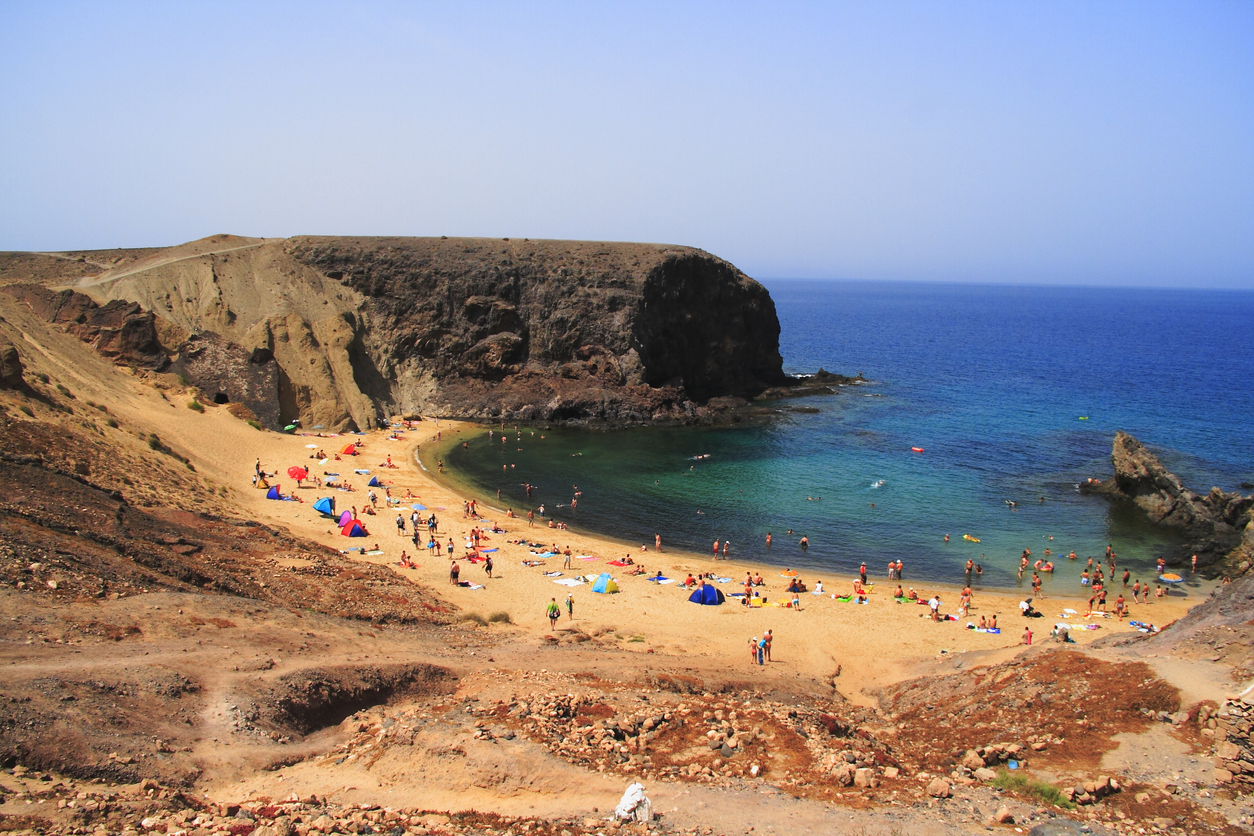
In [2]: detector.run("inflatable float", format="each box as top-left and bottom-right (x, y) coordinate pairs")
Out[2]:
(963, 534), (981, 543)
(911, 447), (924, 453)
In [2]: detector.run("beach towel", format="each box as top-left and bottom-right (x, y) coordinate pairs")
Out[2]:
(716, 577), (732, 583)
(577, 555), (598, 560)
(645, 576), (672, 584)
(834, 595), (854, 602)
(480, 547), (498, 553)
(363, 549), (383, 555)
(354, 469), (370, 475)
(543, 571), (562, 577)
(608, 560), (630, 567)
(553, 578), (584, 587)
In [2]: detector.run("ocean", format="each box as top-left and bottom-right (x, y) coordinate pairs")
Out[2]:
(436, 280), (1254, 590)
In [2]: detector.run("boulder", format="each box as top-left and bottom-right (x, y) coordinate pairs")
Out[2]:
(992, 805), (1014, 824)
(973, 767), (998, 782)
(853, 768), (876, 788)
(961, 750), (986, 770)
(927, 778), (951, 798)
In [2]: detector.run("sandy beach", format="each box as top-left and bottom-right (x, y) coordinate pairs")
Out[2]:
(206, 415), (1203, 702)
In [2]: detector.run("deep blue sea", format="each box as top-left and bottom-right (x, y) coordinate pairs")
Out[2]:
(437, 281), (1254, 590)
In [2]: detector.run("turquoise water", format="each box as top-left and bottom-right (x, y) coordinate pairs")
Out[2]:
(442, 281), (1254, 589)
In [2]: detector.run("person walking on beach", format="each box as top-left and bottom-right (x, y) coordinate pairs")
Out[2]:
(713, 539), (720, 558)
(528, 509), (535, 528)
(547, 598), (560, 629)
(484, 555), (493, 578)
(565, 593), (574, 620)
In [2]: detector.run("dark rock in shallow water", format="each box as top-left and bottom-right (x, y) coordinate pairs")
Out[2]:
(1082, 431), (1254, 573)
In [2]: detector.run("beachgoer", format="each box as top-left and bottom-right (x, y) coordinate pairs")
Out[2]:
(449, 560), (460, 585)
(749, 638), (758, 665)
(713, 539), (720, 557)
(655, 533), (662, 552)
(757, 636), (766, 664)
(859, 563), (867, 584)
(989, 614), (998, 629)
(895, 560), (903, 579)
(547, 598), (560, 629)
(763, 629), (772, 662)
(765, 532), (772, 548)
(1022, 627), (1032, 645)
(978, 615), (987, 629)
(799, 535), (809, 550)
(791, 592), (801, 611)
(484, 555), (493, 578)
(565, 593), (574, 620)
(928, 596), (941, 622)
(528, 510), (535, 527)
(893, 584), (903, 598)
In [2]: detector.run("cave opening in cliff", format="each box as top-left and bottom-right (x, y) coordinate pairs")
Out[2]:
(213, 392), (229, 404)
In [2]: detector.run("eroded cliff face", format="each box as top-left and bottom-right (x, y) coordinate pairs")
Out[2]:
(1083, 431), (1254, 573)
(8, 235), (787, 430)
(286, 236), (786, 424)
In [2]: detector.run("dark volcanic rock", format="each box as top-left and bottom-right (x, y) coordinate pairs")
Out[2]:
(6, 284), (168, 370)
(169, 332), (282, 428)
(1082, 431), (1254, 572)
(0, 334), (22, 388)
(286, 237), (787, 424)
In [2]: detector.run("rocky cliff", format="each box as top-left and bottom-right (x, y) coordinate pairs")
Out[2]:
(6, 235), (789, 430)
(1082, 431), (1254, 574)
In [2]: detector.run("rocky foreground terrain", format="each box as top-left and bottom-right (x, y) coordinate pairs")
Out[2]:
(0, 241), (1252, 835)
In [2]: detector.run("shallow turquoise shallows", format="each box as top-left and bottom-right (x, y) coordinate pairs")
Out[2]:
(442, 280), (1254, 592)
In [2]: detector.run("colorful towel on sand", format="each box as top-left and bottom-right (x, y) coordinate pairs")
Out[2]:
(645, 576), (671, 583)
(480, 547), (498, 553)
(607, 560), (631, 567)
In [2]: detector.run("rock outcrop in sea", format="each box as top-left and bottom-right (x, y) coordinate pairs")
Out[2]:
(1083, 430), (1254, 573)
(3, 235), (794, 430)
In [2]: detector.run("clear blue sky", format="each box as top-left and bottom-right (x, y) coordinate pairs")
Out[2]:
(2, 1), (1251, 287)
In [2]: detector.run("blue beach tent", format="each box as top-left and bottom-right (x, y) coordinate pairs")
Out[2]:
(368, 476), (382, 487)
(265, 485), (282, 500)
(591, 573), (619, 594)
(688, 585), (726, 605)
(313, 497), (336, 517)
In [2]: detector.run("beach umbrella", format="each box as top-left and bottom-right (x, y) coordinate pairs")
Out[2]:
(1158, 573), (1184, 584)
(780, 569), (798, 578)
(287, 466), (308, 481)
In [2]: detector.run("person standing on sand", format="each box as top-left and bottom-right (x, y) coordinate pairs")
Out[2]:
(713, 539), (720, 558)
(655, 533), (662, 552)
(449, 560), (460, 585)
(565, 593), (574, 620)
(563, 549), (572, 569)
(756, 636), (766, 665)
(484, 555), (493, 578)
(547, 598), (560, 629)
(749, 638), (758, 665)
(763, 629), (773, 662)
(722, 540), (730, 558)
(859, 563), (867, 584)
(528, 509), (535, 528)
(1022, 627), (1032, 645)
